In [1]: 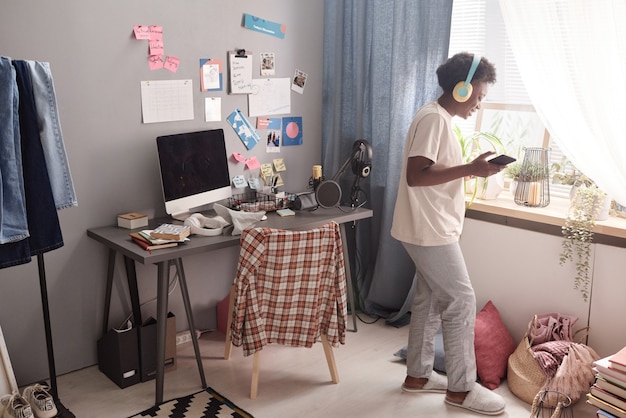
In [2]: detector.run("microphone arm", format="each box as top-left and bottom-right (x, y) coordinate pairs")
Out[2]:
(331, 148), (359, 182)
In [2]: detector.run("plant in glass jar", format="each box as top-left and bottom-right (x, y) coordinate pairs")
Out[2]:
(560, 183), (607, 301)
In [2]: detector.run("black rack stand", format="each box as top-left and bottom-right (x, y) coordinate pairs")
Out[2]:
(36, 254), (74, 418)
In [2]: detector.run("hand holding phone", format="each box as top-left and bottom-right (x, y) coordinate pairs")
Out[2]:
(488, 154), (516, 165)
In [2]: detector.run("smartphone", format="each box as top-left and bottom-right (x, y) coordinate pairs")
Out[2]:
(488, 154), (517, 165)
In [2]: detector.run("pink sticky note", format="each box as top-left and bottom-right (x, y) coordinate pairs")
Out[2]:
(245, 156), (261, 170)
(148, 55), (164, 70)
(133, 25), (150, 40)
(163, 56), (180, 73)
(232, 152), (245, 163)
(149, 26), (163, 41)
(149, 40), (164, 57)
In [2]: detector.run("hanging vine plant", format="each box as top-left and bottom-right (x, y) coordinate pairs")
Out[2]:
(560, 184), (607, 301)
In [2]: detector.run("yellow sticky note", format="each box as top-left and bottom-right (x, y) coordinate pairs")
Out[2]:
(260, 163), (274, 178)
(273, 158), (286, 172)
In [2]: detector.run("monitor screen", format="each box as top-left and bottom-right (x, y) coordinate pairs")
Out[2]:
(156, 129), (232, 219)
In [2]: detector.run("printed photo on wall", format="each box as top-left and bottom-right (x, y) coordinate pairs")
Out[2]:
(260, 52), (275, 76)
(266, 130), (281, 153)
(291, 69), (307, 94)
(282, 116), (303, 146)
(257, 117), (282, 153)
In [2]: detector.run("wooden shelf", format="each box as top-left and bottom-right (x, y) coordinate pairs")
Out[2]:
(465, 191), (626, 246)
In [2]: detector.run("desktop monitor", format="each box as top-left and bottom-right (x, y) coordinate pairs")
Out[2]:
(156, 129), (232, 220)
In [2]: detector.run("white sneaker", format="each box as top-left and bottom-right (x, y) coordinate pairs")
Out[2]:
(22, 385), (56, 418)
(0, 393), (34, 418)
(0, 395), (8, 417)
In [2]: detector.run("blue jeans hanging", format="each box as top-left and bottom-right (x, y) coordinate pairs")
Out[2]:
(0, 56), (29, 246)
(0, 60), (64, 269)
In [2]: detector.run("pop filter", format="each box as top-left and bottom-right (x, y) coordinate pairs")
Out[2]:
(315, 139), (372, 208)
(315, 180), (342, 208)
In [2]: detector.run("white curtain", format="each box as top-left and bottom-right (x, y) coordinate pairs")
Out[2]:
(499, 0), (626, 206)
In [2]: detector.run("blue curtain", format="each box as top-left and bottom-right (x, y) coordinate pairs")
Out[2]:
(322, 0), (453, 323)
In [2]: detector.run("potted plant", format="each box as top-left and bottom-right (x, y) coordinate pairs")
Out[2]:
(560, 183), (608, 301)
(503, 161), (522, 194)
(453, 125), (505, 206)
(514, 158), (550, 207)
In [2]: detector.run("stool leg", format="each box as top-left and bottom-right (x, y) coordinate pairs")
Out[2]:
(321, 335), (339, 384)
(251, 352), (260, 399)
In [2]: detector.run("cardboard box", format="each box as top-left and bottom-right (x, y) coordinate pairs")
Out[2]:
(97, 324), (140, 389)
(117, 212), (148, 229)
(216, 293), (230, 335)
(139, 312), (177, 382)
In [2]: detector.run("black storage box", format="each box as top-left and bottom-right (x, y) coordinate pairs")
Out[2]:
(139, 312), (177, 382)
(97, 324), (140, 389)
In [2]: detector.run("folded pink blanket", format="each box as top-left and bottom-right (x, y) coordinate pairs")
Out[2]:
(531, 340), (573, 378)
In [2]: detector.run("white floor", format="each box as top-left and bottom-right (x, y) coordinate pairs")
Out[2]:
(55, 318), (599, 418)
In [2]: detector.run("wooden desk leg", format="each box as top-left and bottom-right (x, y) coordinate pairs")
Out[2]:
(173, 258), (207, 389)
(339, 223), (358, 332)
(155, 261), (169, 405)
(102, 249), (116, 335)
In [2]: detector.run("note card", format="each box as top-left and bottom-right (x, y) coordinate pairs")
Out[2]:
(140, 79), (194, 124)
(229, 51), (253, 94)
(248, 78), (291, 117)
(200, 58), (222, 91)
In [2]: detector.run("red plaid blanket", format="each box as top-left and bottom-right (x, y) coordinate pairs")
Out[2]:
(230, 222), (347, 356)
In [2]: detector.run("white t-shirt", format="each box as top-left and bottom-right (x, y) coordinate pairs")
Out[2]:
(390, 101), (465, 246)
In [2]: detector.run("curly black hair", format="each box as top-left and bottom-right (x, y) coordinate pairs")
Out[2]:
(436, 52), (497, 94)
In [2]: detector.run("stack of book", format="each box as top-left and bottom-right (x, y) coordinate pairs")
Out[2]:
(588, 346), (626, 418)
(130, 228), (187, 253)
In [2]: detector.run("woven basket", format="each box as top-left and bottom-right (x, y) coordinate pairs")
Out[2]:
(507, 333), (547, 404)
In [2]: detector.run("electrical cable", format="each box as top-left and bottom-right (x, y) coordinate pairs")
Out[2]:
(117, 262), (180, 330)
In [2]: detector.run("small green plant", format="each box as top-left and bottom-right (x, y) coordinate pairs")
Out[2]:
(453, 125), (505, 206)
(518, 161), (549, 182)
(551, 155), (594, 187)
(503, 161), (522, 181)
(560, 184), (607, 301)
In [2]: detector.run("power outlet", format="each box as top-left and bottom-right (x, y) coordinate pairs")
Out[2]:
(175, 329), (202, 345)
(175, 330), (192, 345)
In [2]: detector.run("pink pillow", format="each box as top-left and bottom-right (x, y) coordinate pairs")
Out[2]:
(474, 300), (517, 389)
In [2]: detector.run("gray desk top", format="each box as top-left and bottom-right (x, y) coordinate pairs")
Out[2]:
(87, 206), (373, 265)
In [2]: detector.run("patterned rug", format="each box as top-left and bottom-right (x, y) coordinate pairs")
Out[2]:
(129, 387), (253, 418)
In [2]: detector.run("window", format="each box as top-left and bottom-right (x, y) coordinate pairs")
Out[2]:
(449, 0), (574, 198)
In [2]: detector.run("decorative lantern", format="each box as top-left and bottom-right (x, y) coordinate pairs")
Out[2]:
(514, 147), (551, 207)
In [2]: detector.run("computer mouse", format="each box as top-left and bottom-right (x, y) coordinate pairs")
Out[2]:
(261, 215), (268, 221)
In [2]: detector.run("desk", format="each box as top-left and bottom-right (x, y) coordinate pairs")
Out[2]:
(87, 206), (372, 405)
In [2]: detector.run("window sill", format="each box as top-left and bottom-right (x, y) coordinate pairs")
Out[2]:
(465, 191), (626, 248)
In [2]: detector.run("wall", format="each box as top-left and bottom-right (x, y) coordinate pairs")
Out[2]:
(461, 218), (626, 359)
(0, 0), (325, 385)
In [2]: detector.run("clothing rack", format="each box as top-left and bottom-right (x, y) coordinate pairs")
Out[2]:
(36, 254), (74, 418)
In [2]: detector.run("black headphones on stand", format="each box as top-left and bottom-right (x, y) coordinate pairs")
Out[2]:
(315, 139), (372, 208)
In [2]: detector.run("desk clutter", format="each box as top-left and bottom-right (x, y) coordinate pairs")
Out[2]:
(227, 190), (295, 212)
(130, 228), (190, 252)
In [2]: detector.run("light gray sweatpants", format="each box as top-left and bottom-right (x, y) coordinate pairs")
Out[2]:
(402, 241), (476, 392)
